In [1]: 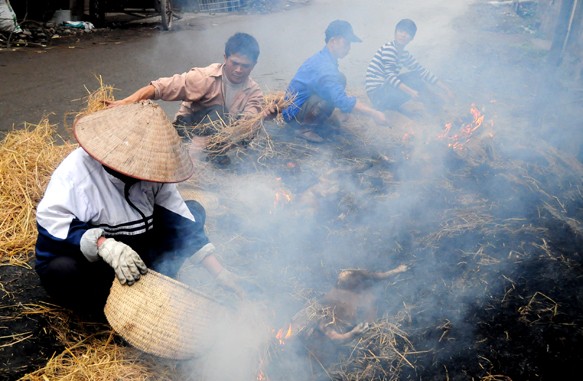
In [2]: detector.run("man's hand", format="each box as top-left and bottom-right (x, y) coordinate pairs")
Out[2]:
(104, 99), (133, 108)
(105, 85), (156, 108)
(354, 100), (389, 127)
(399, 83), (419, 99)
(372, 110), (389, 126)
(261, 102), (279, 120)
(98, 238), (148, 285)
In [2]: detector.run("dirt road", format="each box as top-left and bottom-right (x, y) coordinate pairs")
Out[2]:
(5, 1), (581, 381)
(0, 0), (474, 136)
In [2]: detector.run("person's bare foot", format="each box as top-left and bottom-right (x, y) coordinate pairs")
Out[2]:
(296, 128), (324, 143)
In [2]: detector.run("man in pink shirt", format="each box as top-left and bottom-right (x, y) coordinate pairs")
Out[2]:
(107, 33), (264, 166)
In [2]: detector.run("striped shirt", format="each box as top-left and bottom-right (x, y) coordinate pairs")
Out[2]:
(365, 40), (438, 93)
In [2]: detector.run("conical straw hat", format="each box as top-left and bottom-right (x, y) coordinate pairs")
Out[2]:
(73, 101), (194, 183)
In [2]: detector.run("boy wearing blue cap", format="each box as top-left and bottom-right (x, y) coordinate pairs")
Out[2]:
(282, 20), (387, 143)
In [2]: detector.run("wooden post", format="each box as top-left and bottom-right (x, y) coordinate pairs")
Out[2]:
(70, 0), (84, 20)
(548, 0), (576, 66)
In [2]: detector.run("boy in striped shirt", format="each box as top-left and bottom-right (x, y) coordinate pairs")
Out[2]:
(365, 19), (453, 117)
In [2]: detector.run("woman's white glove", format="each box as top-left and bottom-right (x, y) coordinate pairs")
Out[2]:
(98, 238), (148, 285)
(215, 269), (245, 298)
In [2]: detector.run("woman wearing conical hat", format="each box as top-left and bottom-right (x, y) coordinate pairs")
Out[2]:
(35, 101), (243, 320)
(106, 33), (267, 167)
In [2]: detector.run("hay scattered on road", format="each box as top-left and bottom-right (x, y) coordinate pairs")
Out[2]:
(69, 75), (115, 125)
(20, 331), (181, 381)
(0, 77), (115, 266)
(0, 120), (75, 265)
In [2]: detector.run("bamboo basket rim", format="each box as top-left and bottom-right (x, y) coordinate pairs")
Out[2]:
(104, 269), (228, 359)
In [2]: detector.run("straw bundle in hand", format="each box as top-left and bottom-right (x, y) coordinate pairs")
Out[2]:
(201, 91), (293, 155)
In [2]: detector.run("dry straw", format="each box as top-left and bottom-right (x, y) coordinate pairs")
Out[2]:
(198, 91), (293, 157)
(0, 76), (114, 266)
(74, 74), (115, 120)
(19, 331), (181, 381)
(0, 119), (75, 265)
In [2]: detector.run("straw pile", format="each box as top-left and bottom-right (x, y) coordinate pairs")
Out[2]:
(0, 119), (75, 265)
(20, 331), (181, 381)
(10, 295), (184, 381)
(266, 297), (414, 381)
(329, 318), (415, 381)
(0, 77), (115, 266)
(5, 266), (185, 381)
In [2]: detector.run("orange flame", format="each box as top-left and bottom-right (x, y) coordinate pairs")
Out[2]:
(271, 187), (293, 215)
(257, 370), (267, 381)
(437, 103), (489, 153)
(275, 323), (293, 345)
(258, 324), (294, 380)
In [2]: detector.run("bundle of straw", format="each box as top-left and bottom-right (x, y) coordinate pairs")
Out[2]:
(199, 91), (294, 155)
(0, 119), (75, 265)
(68, 75), (115, 126)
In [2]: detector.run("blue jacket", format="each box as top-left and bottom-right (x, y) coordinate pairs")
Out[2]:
(283, 47), (357, 122)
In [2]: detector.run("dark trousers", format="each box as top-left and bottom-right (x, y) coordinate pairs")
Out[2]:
(368, 71), (429, 111)
(294, 95), (335, 126)
(36, 200), (209, 319)
(173, 105), (227, 141)
(290, 73), (346, 128)
(174, 105), (232, 155)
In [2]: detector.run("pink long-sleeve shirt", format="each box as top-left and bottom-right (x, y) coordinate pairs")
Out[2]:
(150, 63), (264, 119)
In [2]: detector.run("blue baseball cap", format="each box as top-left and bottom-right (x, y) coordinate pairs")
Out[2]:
(325, 20), (362, 43)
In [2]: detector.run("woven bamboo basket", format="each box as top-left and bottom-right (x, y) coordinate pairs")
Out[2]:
(104, 270), (228, 359)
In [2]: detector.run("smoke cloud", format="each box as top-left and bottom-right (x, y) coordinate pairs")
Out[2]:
(145, 0), (582, 379)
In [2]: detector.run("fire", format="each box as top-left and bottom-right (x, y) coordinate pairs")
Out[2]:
(270, 178), (293, 214)
(257, 324), (294, 380)
(437, 103), (492, 152)
(274, 189), (292, 207)
(275, 323), (293, 345)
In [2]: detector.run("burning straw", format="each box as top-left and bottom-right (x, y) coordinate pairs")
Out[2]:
(330, 319), (415, 381)
(266, 297), (415, 381)
(0, 119), (75, 265)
